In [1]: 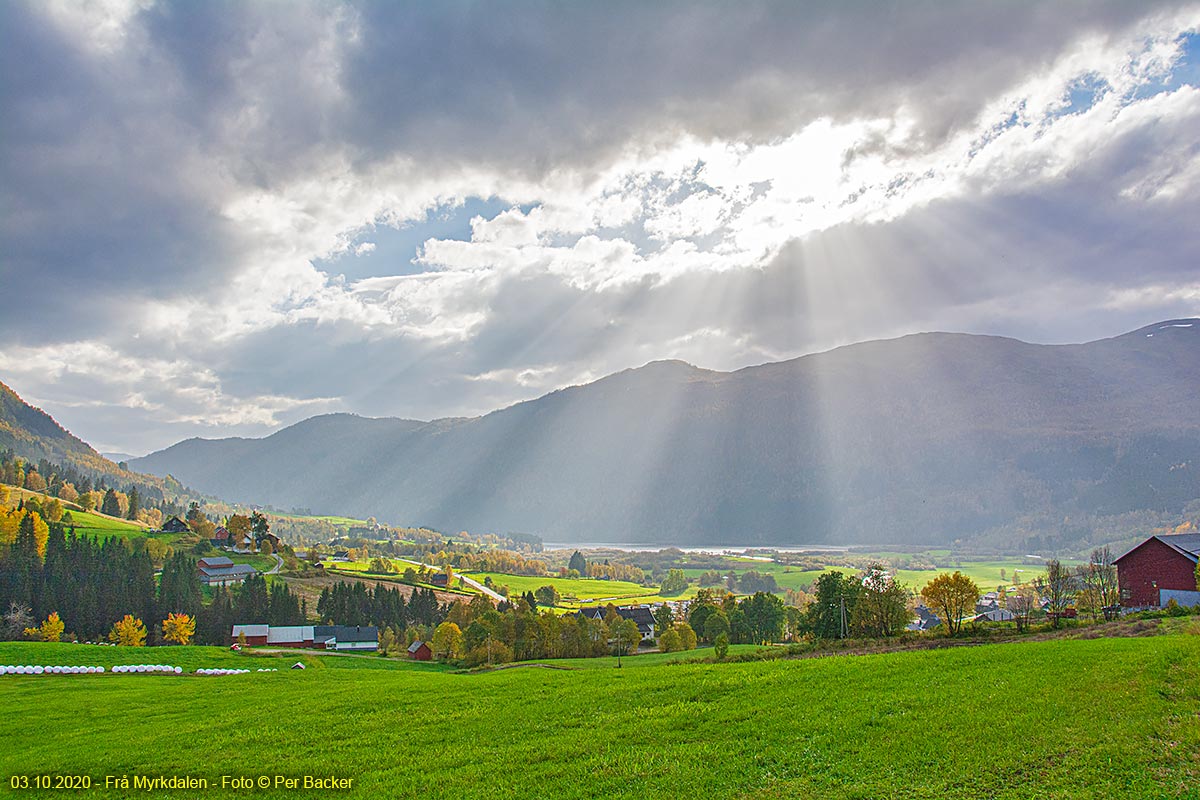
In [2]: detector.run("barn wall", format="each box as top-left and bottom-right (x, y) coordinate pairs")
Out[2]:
(1117, 538), (1198, 607)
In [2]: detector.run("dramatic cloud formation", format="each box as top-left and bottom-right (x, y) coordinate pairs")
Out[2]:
(1, 1), (1199, 453)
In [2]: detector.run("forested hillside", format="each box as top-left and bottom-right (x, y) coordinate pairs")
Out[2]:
(131, 320), (1200, 551)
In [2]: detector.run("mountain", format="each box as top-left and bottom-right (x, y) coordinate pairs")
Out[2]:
(1, 380), (190, 500)
(0, 380), (124, 476)
(131, 320), (1200, 548)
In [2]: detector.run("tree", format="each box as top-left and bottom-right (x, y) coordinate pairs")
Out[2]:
(3, 603), (32, 641)
(659, 569), (689, 596)
(741, 592), (786, 644)
(226, 514), (252, 540)
(109, 614), (147, 647)
(24, 611), (64, 642)
(703, 610), (730, 644)
(714, 632), (730, 660)
(658, 627), (682, 652)
(161, 612), (195, 645)
(653, 604), (674, 635)
(1008, 585), (1038, 633)
(379, 626), (399, 656)
(920, 572), (979, 636)
(1078, 547), (1118, 621)
(24, 469), (46, 493)
(431, 621), (463, 660)
(610, 617), (641, 663)
(1037, 560), (1073, 629)
(250, 511), (270, 541)
(126, 486), (140, 520)
(675, 621), (697, 650)
(534, 585), (561, 608)
(100, 489), (121, 517)
(568, 551), (587, 574)
(851, 566), (910, 638)
(806, 572), (860, 639)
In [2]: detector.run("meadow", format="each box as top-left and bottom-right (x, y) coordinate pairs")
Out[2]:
(60, 508), (147, 538)
(464, 570), (700, 606)
(0, 634), (1196, 798)
(681, 554), (1051, 594)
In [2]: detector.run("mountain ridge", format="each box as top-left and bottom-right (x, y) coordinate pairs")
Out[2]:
(126, 319), (1200, 549)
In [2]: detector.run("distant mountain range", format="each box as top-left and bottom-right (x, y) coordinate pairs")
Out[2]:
(126, 320), (1200, 549)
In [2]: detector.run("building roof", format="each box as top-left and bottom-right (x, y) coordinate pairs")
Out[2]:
(212, 526), (229, 540)
(408, 640), (429, 653)
(314, 625), (378, 644)
(200, 564), (258, 581)
(572, 605), (656, 629)
(266, 626), (315, 644)
(1116, 533), (1200, 564)
(199, 556), (234, 569)
(232, 624), (269, 638)
(160, 516), (189, 533)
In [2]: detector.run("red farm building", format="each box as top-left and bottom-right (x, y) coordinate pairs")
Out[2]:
(407, 640), (432, 661)
(1114, 533), (1200, 609)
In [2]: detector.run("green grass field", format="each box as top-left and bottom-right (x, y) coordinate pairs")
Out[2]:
(0, 642), (450, 673)
(683, 555), (1051, 594)
(0, 634), (1196, 797)
(465, 571), (699, 607)
(61, 508), (147, 538)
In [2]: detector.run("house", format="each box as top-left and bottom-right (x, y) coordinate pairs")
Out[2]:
(198, 556), (258, 586)
(259, 532), (283, 551)
(230, 624), (269, 646)
(408, 640), (432, 661)
(160, 516), (189, 534)
(429, 574), (450, 588)
(1115, 533), (1200, 608)
(907, 604), (941, 632)
(975, 599), (1000, 615)
(974, 607), (1016, 623)
(573, 605), (657, 641)
(211, 526), (230, 547)
(313, 625), (378, 652)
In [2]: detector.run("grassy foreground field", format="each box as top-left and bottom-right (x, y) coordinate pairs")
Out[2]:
(1, 635), (1197, 798)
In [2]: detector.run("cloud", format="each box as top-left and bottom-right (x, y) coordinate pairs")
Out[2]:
(1, 1), (1199, 453)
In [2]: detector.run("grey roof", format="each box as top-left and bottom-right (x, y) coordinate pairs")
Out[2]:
(572, 605), (656, 629)
(232, 624), (269, 637)
(1159, 533), (1200, 560)
(200, 564), (257, 581)
(314, 625), (378, 644)
(1117, 534), (1200, 563)
(407, 640), (428, 653)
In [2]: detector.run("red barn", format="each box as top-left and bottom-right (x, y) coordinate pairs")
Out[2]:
(1115, 533), (1200, 608)
(407, 640), (432, 661)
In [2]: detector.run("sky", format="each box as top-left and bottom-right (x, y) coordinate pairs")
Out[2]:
(1, 1), (1199, 456)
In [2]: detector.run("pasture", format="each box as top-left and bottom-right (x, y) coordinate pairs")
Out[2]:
(682, 554), (1051, 594)
(0, 634), (1196, 798)
(464, 571), (700, 607)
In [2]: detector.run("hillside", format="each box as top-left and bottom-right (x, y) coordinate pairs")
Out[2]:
(131, 320), (1200, 548)
(1, 379), (191, 505)
(0, 634), (1197, 798)
(0, 380), (119, 475)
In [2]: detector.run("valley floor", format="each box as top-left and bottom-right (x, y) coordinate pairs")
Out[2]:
(0, 633), (1198, 798)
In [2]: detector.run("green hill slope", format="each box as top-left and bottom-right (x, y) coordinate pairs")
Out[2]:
(0, 633), (1196, 798)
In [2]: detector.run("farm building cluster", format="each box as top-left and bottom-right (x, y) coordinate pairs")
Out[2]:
(230, 624), (379, 651)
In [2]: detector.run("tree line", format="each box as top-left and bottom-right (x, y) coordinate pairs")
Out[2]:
(0, 510), (305, 646)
